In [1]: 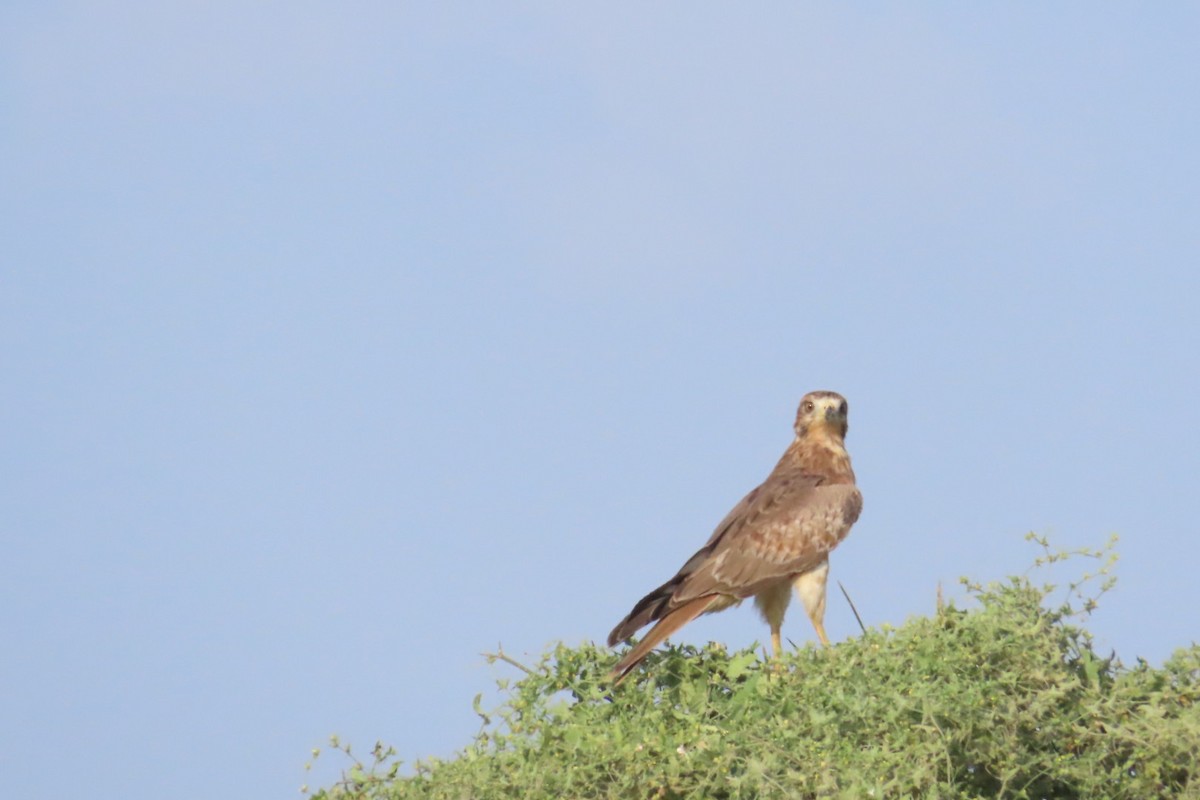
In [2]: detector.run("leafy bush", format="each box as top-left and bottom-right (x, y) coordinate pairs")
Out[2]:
(309, 539), (1200, 799)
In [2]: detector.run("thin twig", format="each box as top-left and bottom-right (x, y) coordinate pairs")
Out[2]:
(838, 580), (866, 634)
(481, 645), (535, 675)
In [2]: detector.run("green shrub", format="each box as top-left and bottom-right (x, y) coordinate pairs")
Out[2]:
(310, 539), (1200, 799)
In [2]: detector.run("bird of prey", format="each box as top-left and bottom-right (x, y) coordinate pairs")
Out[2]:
(607, 391), (862, 683)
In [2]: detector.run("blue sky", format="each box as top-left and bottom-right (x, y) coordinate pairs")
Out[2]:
(3, 4), (1198, 798)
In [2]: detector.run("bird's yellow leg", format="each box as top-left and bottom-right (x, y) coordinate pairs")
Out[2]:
(754, 582), (791, 673)
(794, 562), (831, 648)
(769, 625), (785, 674)
(812, 619), (830, 647)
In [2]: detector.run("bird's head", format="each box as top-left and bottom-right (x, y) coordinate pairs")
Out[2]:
(794, 390), (850, 442)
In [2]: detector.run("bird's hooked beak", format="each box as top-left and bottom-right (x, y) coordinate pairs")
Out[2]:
(817, 399), (849, 439)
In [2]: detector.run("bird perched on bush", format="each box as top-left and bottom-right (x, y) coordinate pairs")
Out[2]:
(607, 391), (862, 683)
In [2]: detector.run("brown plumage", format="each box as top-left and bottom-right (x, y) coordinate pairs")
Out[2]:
(607, 391), (863, 683)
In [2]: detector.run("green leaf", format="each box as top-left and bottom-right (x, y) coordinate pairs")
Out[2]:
(471, 692), (490, 725)
(726, 651), (758, 680)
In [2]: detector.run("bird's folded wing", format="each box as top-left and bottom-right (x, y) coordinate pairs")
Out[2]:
(673, 481), (862, 604)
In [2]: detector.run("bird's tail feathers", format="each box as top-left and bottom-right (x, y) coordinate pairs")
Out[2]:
(606, 581), (677, 647)
(608, 595), (716, 684)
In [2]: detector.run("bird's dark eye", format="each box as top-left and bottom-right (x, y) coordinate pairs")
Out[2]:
(839, 401), (847, 415)
(803, 401), (815, 413)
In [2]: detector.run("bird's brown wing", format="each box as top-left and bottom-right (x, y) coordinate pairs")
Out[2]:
(607, 470), (861, 646)
(605, 481), (768, 647)
(680, 478), (861, 602)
